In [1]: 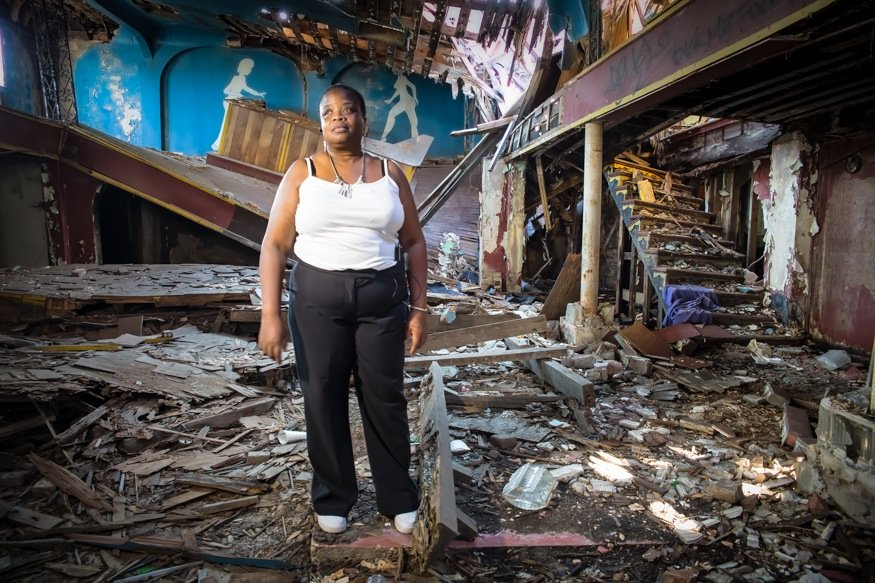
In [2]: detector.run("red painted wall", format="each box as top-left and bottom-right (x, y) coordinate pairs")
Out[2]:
(809, 140), (875, 352)
(45, 162), (100, 264)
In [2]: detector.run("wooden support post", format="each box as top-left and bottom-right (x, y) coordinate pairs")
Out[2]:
(536, 155), (552, 231)
(580, 121), (603, 315)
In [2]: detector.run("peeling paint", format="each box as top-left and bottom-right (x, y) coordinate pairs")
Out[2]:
(763, 132), (816, 304)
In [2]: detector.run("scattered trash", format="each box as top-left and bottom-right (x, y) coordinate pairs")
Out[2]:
(502, 463), (558, 510)
(815, 349), (851, 371)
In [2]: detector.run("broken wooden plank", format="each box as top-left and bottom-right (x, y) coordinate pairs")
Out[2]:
(0, 500), (63, 530)
(28, 454), (112, 511)
(182, 397), (276, 430)
(64, 534), (295, 570)
(405, 345), (567, 369)
(541, 254), (581, 321)
(505, 337), (594, 405)
(426, 312), (521, 333)
(160, 488), (213, 510)
(175, 473), (269, 495)
(55, 400), (118, 444)
(411, 362), (458, 571)
(455, 508), (479, 542)
(443, 389), (566, 410)
(0, 415), (52, 440)
(420, 316), (548, 352)
(199, 495), (259, 515)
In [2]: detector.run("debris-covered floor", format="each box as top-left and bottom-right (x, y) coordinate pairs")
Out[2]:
(0, 264), (872, 583)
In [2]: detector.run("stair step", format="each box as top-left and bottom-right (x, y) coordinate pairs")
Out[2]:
(608, 173), (698, 199)
(608, 162), (696, 193)
(622, 200), (715, 223)
(638, 231), (739, 251)
(661, 268), (744, 284)
(607, 179), (705, 209)
(715, 290), (764, 306)
(711, 312), (776, 325)
(642, 250), (744, 269)
(651, 189), (704, 208)
(631, 215), (723, 234)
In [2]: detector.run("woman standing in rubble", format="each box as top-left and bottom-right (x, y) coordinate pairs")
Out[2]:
(257, 84), (427, 536)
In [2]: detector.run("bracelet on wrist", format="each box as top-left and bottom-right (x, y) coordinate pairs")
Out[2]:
(409, 304), (429, 313)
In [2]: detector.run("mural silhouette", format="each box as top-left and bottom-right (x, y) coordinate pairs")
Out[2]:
(212, 58), (267, 151)
(382, 73), (419, 141)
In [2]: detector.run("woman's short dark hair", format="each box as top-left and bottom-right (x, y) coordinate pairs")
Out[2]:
(323, 84), (367, 119)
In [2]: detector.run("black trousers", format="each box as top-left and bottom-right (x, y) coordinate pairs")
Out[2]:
(288, 258), (419, 517)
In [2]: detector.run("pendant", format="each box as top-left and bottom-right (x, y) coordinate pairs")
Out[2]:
(336, 178), (352, 198)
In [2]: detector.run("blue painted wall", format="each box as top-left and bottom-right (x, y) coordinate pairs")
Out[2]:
(0, 19), (40, 115)
(70, 28), (466, 158)
(333, 63), (465, 158)
(163, 48), (305, 154)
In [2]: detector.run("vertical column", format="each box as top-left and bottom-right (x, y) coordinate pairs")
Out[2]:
(580, 121), (603, 315)
(479, 160), (524, 292)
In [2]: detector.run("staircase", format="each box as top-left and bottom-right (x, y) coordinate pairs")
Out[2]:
(605, 155), (784, 337)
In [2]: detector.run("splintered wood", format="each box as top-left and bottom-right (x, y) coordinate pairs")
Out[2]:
(410, 362), (458, 572)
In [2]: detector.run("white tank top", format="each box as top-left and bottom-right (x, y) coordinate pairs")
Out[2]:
(294, 158), (405, 271)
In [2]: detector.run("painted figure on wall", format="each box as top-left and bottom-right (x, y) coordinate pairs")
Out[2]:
(211, 58), (267, 150)
(381, 73), (419, 140)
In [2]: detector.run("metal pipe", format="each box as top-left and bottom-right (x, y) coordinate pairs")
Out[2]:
(580, 121), (603, 315)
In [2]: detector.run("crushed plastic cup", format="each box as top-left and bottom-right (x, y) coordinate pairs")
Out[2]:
(501, 463), (558, 510)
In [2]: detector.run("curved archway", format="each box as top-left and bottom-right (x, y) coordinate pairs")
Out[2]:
(161, 47), (306, 155)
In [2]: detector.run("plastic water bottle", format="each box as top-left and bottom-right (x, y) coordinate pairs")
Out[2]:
(501, 463), (558, 510)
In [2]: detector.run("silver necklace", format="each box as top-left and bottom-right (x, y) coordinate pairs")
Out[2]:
(326, 152), (365, 198)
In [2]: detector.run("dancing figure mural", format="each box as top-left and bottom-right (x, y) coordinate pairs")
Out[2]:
(212, 58), (267, 151)
(381, 73), (419, 140)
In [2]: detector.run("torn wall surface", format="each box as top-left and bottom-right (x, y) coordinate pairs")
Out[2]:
(763, 132), (817, 320)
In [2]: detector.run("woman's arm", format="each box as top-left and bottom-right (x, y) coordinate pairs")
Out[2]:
(258, 159), (306, 363)
(391, 162), (429, 355)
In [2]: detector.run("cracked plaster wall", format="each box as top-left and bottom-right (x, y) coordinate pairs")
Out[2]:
(763, 132), (817, 322)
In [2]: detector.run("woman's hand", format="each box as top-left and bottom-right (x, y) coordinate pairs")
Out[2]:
(258, 314), (288, 364)
(407, 310), (428, 355)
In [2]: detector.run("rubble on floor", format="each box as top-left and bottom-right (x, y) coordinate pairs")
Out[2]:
(0, 264), (872, 582)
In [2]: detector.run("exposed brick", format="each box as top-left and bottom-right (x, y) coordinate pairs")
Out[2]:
(782, 406), (814, 447)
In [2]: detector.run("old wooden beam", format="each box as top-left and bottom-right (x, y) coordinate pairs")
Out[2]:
(444, 390), (566, 410)
(541, 253), (581, 321)
(28, 454), (112, 511)
(421, 315), (548, 352)
(175, 473), (269, 496)
(504, 338), (594, 406)
(405, 345), (567, 369)
(54, 399), (118, 444)
(65, 534), (295, 570)
(410, 362), (458, 571)
(182, 397), (276, 430)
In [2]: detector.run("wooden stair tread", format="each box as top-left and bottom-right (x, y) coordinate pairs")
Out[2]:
(608, 162), (695, 192)
(642, 249), (744, 268)
(714, 290), (763, 305)
(638, 231), (738, 250)
(630, 215), (723, 233)
(711, 312), (776, 324)
(661, 268), (744, 282)
(621, 200), (714, 222)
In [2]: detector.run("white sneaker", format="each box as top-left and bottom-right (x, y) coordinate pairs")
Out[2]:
(315, 514), (347, 533)
(394, 510), (417, 534)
